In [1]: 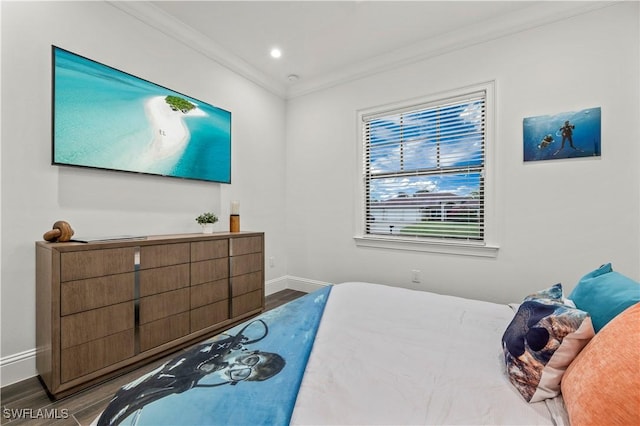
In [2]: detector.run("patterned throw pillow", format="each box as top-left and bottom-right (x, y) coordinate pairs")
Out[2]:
(523, 282), (563, 302)
(502, 284), (595, 403)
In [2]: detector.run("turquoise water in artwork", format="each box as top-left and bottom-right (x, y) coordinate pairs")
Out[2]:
(53, 47), (231, 183)
(523, 107), (601, 162)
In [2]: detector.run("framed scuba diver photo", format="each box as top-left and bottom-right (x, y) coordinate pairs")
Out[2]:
(523, 107), (601, 162)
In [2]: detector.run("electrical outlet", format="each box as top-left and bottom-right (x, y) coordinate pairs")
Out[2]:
(411, 269), (421, 283)
(269, 256), (275, 268)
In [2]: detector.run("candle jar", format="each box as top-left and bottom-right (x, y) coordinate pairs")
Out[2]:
(230, 201), (240, 232)
(230, 214), (240, 232)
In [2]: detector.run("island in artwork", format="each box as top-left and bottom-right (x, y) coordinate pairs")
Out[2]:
(145, 95), (206, 161)
(53, 46), (231, 183)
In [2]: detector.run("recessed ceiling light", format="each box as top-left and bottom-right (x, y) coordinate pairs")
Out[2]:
(270, 48), (282, 59)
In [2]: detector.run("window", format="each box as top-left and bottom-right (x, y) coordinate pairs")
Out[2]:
(355, 82), (498, 257)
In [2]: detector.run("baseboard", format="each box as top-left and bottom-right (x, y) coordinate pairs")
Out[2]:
(265, 275), (289, 295)
(2, 276), (330, 388)
(0, 348), (36, 388)
(284, 275), (331, 293)
(265, 275), (330, 295)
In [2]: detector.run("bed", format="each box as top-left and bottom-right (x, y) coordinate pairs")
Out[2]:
(95, 263), (640, 426)
(290, 282), (563, 425)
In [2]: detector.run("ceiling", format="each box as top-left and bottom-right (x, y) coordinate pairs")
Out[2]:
(112, 1), (613, 98)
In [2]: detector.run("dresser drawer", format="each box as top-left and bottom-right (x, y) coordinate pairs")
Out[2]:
(61, 273), (134, 316)
(191, 240), (228, 262)
(139, 264), (190, 297)
(61, 329), (134, 383)
(191, 258), (229, 286)
(61, 302), (133, 349)
(60, 248), (135, 282)
(231, 290), (262, 317)
(230, 236), (262, 256)
(230, 253), (262, 277)
(191, 300), (229, 332)
(139, 288), (190, 325)
(191, 278), (229, 309)
(139, 312), (190, 352)
(230, 271), (262, 297)
(139, 243), (190, 269)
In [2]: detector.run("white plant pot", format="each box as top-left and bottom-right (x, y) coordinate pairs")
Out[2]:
(202, 223), (215, 234)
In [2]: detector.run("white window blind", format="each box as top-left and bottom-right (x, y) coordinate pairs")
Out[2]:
(362, 90), (486, 242)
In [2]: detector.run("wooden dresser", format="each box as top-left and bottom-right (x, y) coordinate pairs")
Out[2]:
(35, 232), (264, 399)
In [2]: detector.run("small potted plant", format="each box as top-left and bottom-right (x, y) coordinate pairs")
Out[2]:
(195, 212), (218, 234)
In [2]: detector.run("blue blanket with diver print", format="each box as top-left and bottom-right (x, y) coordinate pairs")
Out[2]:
(97, 286), (332, 426)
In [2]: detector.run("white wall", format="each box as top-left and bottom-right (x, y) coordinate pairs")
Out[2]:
(0, 1), (287, 385)
(1, 1), (638, 389)
(285, 3), (640, 303)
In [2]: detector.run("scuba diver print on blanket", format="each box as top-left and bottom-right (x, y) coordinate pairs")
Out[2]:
(97, 320), (284, 426)
(96, 285), (332, 426)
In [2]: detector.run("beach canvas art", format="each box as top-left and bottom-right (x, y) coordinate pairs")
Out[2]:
(523, 107), (601, 162)
(52, 46), (231, 183)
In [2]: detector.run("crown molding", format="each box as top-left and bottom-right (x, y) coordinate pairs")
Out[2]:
(107, 1), (289, 98)
(286, 1), (619, 99)
(108, 1), (619, 101)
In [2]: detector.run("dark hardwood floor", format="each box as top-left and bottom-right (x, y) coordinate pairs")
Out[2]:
(0, 289), (305, 426)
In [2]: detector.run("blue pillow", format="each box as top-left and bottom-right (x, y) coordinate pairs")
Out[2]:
(569, 263), (640, 333)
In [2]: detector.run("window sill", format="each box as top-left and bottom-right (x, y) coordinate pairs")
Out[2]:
(353, 235), (499, 258)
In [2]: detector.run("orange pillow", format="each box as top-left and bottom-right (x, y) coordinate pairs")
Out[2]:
(561, 303), (640, 425)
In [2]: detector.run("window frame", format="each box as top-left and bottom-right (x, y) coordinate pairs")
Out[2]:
(354, 81), (499, 257)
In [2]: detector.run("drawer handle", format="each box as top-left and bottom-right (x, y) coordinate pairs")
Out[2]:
(134, 247), (141, 354)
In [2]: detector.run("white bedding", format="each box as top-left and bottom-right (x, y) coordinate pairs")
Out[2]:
(291, 282), (558, 425)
